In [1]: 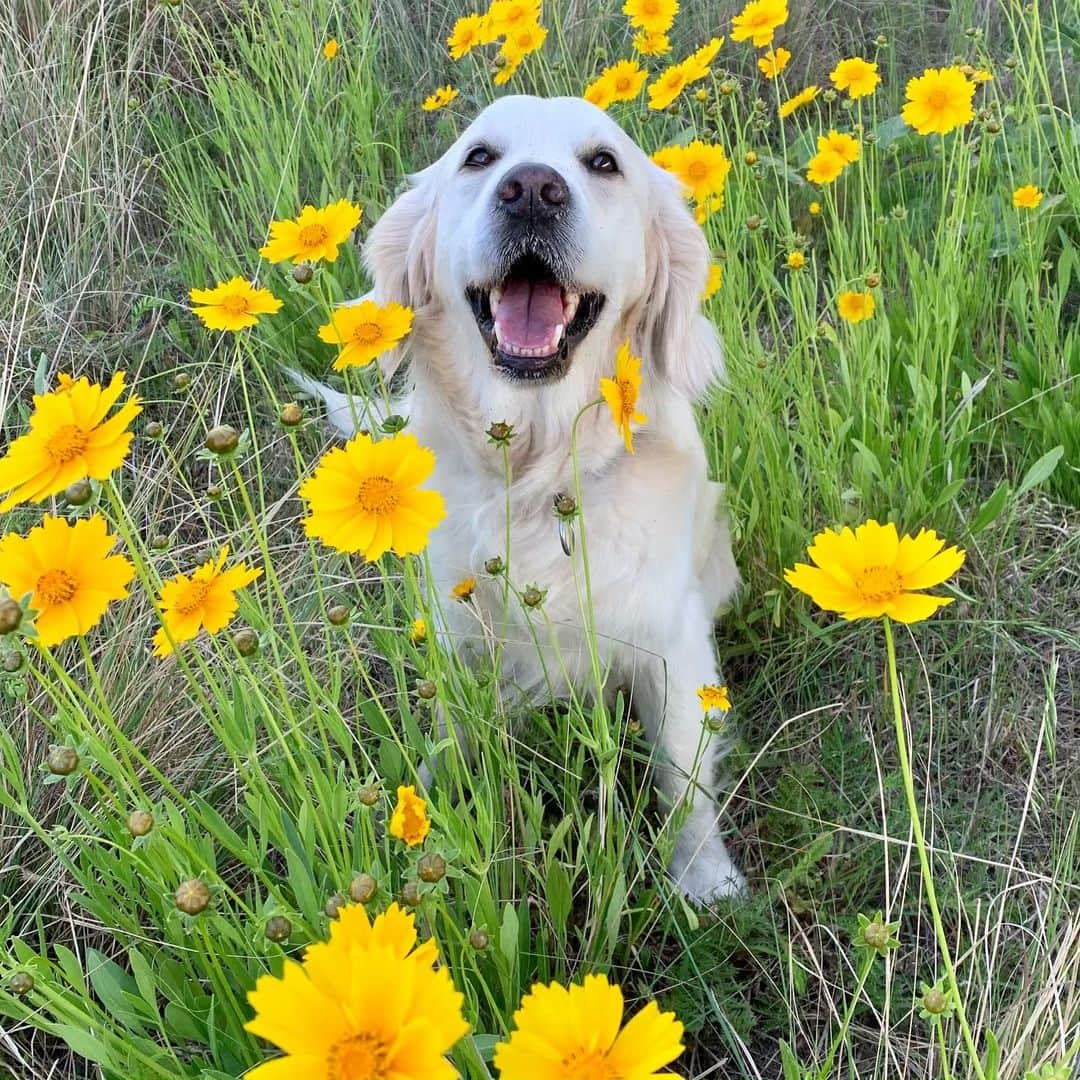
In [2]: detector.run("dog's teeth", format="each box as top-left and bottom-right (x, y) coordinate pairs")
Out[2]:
(551, 323), (565, 350)
(490, 287), (502, 318)
(563, 293), (580, 324)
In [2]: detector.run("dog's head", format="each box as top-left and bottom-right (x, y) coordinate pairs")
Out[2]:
(365, 95), (722, 422)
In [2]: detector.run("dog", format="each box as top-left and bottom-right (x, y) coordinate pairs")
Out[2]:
(293, 95), (745, 901)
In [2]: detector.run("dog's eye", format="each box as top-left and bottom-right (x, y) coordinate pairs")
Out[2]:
(463, 145), (497, 169)
(586, 150), (619, 175)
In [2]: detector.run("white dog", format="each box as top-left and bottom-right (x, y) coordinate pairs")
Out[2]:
(295, 95), (745, 901)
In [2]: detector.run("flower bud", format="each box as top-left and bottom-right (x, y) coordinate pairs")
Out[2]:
(357, 783), (380, 807)
(265, 915), (292, 942)
(232, 628), (259, 657)
(8, 972), (34, 996)
(985, 119), (1001, 134)
(327, 604), (350, 626)
(175, 878), (211, 915)
(64, 479), (93, 506)
(745, 215), (762, 231)
(3, 652), (24, 673)
(823, 89), (838, 103)
(694, 88), (708, 102)
(744, 150), (758, 165)
(415, 679), (437, 700)
(875, 34), (888, 46)
(553, 493), (577, 517)
(324, 894), (345, 919)
(486, 421), (514, 444)
(865, 272), (881, 288)
(151, 534), (170, 551)
(381, 414), (407, 434)
(401, 881), (422, 907)
(206, 483), (223, 501)
(0, 598), (23, 635)
(205, 425), (239, 455)
(720, 80), (736, 95)
(127, 810), (154, 837)
(522, 586), (544, 608)
(469, 928), (489, 950)
(349, 873), (377, 903)
(145, 421), (164, 440)
(173, 372), (191, 391)
(417, 852), (446, 883)
(279, 402), (303, 427)
(292, 264), (314, 284)
(862, 920), (891, 949)
(484, 555), (504, 575)
(922, 987), (949, 1014)
(47, 746), (79, 776)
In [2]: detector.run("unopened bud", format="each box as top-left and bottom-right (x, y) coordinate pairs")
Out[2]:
(205, 425), (239, 455)
(349, 873), (378, 903)
(127, 810), (154, 836)
(47, 746), (79, 776)
(265, 915), (292, 942)
(64, 479), (92, 506)
(175, 879), (211, 915)
(417, 852), (446, 883)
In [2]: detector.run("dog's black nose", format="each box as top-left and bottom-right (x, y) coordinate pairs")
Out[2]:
(496, 162), (569, 222)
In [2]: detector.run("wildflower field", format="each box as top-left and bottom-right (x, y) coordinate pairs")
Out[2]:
(1, 0), (1079, 1077)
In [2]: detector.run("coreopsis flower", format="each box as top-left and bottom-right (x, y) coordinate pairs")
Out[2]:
(245, 903), (467, 1080)
(633, 29), (671, 56)
(758, 47), (790, 78)
(451, 577), (477, 602)
(499, 20), (547, 62)
(806, 151), (846, 184)
(422, 85), (459, 111)
(837, 290), (875, 323)
(819, 130), (860, 163)
(0, 515), (133, 648)
(622, 0), (678, 34)
(493, 973), (684, 1080)
(779, 84), (819, 117)
(389, 785), (431, 846)
(730, 0), (788, 47)
(652, 140), (732, 207)
(152, 547), (262, 658)
(259, 199), (362, 265)
(317, 299), (414, 370)
(785, 521), (965, 623)
(189, 277), (282, 332)
(486, 0), (541, 38)
(322, 38), (338, 59)
(785, 251), (806, 270)
(697, 684), (731, 712)
(409, 617), (427, 644)
(829, 56), (880, 98)
(968, 68), (993, 83)
(299, 432), (446, 560)
(809, 201), (822, 215)
(447, 12), (490, 58)
(701, 263), (723, 300)
(901, 66), (975, 135)
(686, 36), (723, 75)
(1013, 184), (1043, 209)
(493, 54), (523, 85)
(600, 341), (647, 454)
(583, 59), (648, 109)
(0, 371), (141, 511)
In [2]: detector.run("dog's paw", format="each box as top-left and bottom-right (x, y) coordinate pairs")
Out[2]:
(668, 835), (748, 904)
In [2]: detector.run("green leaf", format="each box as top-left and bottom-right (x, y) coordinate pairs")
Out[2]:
(1017, 445), (1064, 498)
(984, 1028), (1001, 1080)
(969, 481), (1011, 535)
(52, 1024), (113, 1067)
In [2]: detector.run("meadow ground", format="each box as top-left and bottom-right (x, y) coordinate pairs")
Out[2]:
(1, 0), (1079, 1077)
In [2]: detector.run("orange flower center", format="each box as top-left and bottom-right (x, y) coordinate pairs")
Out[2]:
(45, 424), (89, 464)
(615, 75), (632, 91)
(221, 294), (250, 316)
(174, 579), (213, 616)
(686, 160), (709, 180)
(642, 0), (659, 12)
(326, 1033), (390, 1080)
(35, 569), (78, 605)
(616, 379), (636, 418)
(664, 71), (684, 88)
(357, 475), (399, 514)
(853, 566), (903, 603)
(925, 88), (950, 110)
(352, 322), (384, 346)
(298, 223), (329, 249)
(561, 1048), (618, 1080)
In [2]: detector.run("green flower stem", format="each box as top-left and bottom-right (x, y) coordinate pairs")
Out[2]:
(935, 1015), (956, 1080)
(816, 948), (874, 1080)
(883, 616), (985, 1080)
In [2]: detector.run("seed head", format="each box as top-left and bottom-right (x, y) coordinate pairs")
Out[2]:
(127, 810), (154, 837)
(205, 425), (239, 455)
(349, 873), (378, 903)
(46, 746), (79, 776)
(522, 585), (544, 608)
(175, 878), (211, 915)
(265, 915), (292, 942)
(484, 555), (505, 576)
(486, 421), (514, 444)
(553, 493), (577, 518)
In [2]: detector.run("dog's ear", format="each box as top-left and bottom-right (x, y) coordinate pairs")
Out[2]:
(361, 165), (439, 379)
(639, 166), (724, 401)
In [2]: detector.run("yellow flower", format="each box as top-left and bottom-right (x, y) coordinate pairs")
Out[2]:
(837, 290), (875, 324)
(189, 277), (282, 332)
(245, 904), (467, 1080)
(806, 151), (846, 184)
(779, 84), (819, 118)
(0, 371), (141, 512)
(1013, 184), (1043, 209)
(493, 53), (523, 84)
(152, 547), (262, 658)
(901, 66), (975, 135)
(730, 0), (788, 47)
(600, 341), (647, 454)
(447, 13), (491, 58)
(390, 785), (431, 846)
(622, 0), (678, 34)
(499, 20), (546, 61)
(809, 201), (821, 215)
(701, 263), (723, 300)
(829, 56), (880, 98)
(632, 29), (671, 56)
(493, 973), (684, 1080)
(486, 0), (541, 38)
(784, 520), (965, 623)
(646, 59), (693, 109)
(317, 299), (414, 370)
(686, 36), (723, 75)
(422, 85), (459, 111)
(697, 684), (731, 712)
(969, 68), (993, 83)
(785, 251), (806, 270)
(0, 515), (133, 648)
(652, 140), (732, 206)
(758, 47), (791, 78)
(322, 38), (338, 59)
(819, 129), (860, 164)
(451, 577), (477, 602)
(584, 59), (648, 109)
(299, 432), (446, 560)
(259, 199), (362, 265)
(409, 617), (427, 644)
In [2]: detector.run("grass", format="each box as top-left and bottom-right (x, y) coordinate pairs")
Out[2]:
(1, 0), (1079, 1077)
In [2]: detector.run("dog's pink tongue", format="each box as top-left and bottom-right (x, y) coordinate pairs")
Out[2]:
(494, 279), (564, 353)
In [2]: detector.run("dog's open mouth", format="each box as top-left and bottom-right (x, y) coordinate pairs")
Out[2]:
(466, 255), (605, 381)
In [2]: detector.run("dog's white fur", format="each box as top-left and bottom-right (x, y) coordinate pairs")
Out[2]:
(296, 96), (744, 900)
